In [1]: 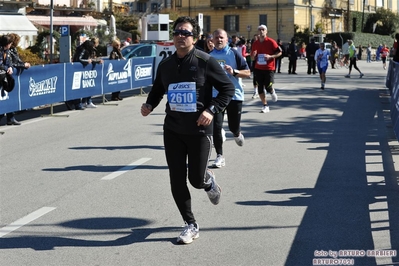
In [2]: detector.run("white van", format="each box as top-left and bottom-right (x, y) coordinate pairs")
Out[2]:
(315, 42), (332, 53)
(324, 42), (331, 53)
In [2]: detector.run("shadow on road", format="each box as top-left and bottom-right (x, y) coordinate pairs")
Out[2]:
(238, 88), (399, 265)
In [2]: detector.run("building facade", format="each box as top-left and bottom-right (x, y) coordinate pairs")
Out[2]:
(125, 0), (398, 42)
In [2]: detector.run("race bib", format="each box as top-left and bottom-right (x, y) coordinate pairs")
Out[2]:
(167, 82), (197, 112)
(257, 54), (267, 65)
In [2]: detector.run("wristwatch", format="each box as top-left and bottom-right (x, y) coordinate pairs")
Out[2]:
(207, 105), (217, 115)
(233, 69), (239, 76)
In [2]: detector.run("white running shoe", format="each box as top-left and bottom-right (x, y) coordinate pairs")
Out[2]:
(206, 169), (221, 205)
(212, 154), (225, 168)
(261, 105), (270, 113)
(360, 73), (364, 78)
(345, 74), (350, 78)
(177, 223), (199, 244)
(234, 133), (245, 146)
(86, 102), (97, 108)
(252, 92), (259, 99)
(271, 89), (278, 102)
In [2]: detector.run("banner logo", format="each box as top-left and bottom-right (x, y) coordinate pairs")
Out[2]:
(29, 76), (58, 96)
(72, 70), (98, 90)
(106, 61), (131, 85)
(134, 64), (152, 81)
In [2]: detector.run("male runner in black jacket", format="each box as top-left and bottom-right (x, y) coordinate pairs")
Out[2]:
(141, 16), (235, 244)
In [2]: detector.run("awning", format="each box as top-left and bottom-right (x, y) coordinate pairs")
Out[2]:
(27, 15), (98, 27)
(0, 14), (38, 35)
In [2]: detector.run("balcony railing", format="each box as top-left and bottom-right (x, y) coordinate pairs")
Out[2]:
(210, 0), (250, 8)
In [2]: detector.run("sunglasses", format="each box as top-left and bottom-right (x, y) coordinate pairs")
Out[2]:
(173, 30), (194, 37)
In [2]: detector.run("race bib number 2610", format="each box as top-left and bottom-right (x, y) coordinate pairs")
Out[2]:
(167, 82), (197, 112)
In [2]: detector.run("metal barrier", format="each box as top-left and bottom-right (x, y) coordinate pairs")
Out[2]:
(0, 57), (155, 115)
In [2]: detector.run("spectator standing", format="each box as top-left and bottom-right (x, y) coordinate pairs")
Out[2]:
(330, 41), (338, 68)
(306, 38), (318, 74)
(315, 42), (330, 90)
(380, 43), (390, 70)
(141, 16), (235, 244)
(345, 40), (364, 78)
(275, 39), (285, 73)
(209, 28), (250, 168)
(109, 39), (125, 101)
(299, 42), (306, 59)
(7, 33), (31, 125)
(366, 44), (372, 63)
(251, 24), (282, 113)
(287, 37), (298, 74)
(66, 39), (102, 110)
(81, 37), (103, 108)
(0, 35), (18, 125)
(357, 44), (363, 60)
(123, 37), (131, 47)
(376, 44), (382, 61)
(9, 33), (30, 75)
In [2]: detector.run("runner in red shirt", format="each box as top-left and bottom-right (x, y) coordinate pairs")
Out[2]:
(380, 43), (390, 70)
(251, 24), (282, 113)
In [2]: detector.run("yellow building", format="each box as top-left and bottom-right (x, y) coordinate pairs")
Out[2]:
(170, 0), (398, 42)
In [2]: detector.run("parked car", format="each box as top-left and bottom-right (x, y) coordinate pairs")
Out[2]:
(102, 43), (157, 60)
(121, 43), (156, 58)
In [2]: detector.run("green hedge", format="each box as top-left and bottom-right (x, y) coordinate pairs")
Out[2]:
(325, 32), (394, 48)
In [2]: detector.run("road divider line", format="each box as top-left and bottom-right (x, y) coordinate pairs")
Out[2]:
(0, 207), (56, 238)
(101, 158), (152, 180)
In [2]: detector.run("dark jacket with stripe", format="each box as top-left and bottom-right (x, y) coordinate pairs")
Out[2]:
(146, 47), (235, 136)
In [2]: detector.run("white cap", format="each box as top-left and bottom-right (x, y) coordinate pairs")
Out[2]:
(258, 24), (267, 30)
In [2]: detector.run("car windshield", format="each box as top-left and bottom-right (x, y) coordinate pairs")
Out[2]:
(121, 45), (140, 57)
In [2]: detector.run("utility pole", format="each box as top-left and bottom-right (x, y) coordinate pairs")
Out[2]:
(50, 0), (53, 64)
(361, 0), (366, 32)
(276, 0), (279, 39)
(346, 0), (350, 31)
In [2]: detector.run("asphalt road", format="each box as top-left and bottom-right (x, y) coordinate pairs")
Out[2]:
(1, 59), (398, 266)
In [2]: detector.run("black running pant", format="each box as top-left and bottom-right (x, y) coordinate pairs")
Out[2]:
(163, 128), (212, 224)
(349, 57), (360, 72)
(213, 100), (243, 155)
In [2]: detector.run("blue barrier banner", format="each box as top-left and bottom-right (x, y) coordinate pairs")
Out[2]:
(389, 61), (399, 140)
(386, 60), (395, 92)
(130, 57), (155, 89)
(65, 62), (104, 100)
(0, 83), (19, 114)
(19, 64), (65, 111)
(102, 59), (132, 94)
(0, 56), (156, 115)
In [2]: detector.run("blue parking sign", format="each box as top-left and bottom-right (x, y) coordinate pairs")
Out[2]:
(60, 25), (69, 36)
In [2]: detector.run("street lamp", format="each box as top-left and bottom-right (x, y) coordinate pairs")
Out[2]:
(247, 25), (251, 40)
(50, 0), (54, 63)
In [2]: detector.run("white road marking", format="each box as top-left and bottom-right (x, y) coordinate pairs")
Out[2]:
(101, 158), (152, 180)
(0, 207), (56, 238)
